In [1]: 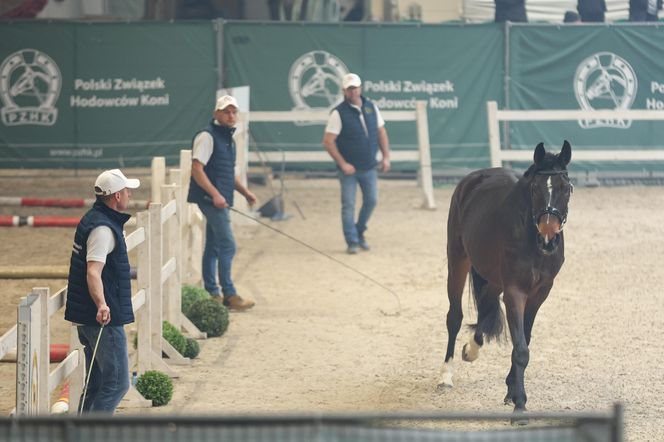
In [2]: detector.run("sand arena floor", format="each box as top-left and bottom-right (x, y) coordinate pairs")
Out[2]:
(0, 170), (662, 441)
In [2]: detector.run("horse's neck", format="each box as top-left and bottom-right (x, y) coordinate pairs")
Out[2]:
(501, 180), (535, 235)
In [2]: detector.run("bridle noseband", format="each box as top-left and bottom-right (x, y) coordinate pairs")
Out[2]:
(531, 170), (571, 230)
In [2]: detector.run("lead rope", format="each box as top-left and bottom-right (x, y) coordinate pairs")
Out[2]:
(78, 324), (105, 414)
(230, 207), (402, 316)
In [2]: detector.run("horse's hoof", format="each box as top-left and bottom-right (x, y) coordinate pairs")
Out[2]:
(436, 382), (453, 392)
(461, 343), (478, 362)
(437, 371), (454, 390)
(510, 408), (529, 426)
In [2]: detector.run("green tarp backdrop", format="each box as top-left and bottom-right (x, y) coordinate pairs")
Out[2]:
(223, 22), (503, 171)
(507, 24), (664, 171)
(1, 21), (664, 171)
(0, 22), (216, 167)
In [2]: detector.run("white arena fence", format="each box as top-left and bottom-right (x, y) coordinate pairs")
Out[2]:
(239, 100), (436, 210)
(487, 101), (664, 168)
(0, 150), (207, 415)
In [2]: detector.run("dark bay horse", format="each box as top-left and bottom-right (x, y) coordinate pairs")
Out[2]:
(439, 141), (572, 416)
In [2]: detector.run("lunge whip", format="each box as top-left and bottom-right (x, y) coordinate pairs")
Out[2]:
(230, 207), (401, 316)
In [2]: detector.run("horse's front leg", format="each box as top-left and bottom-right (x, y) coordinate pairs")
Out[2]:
(504, 285), (551, 406)
(502, 287), (529, 414)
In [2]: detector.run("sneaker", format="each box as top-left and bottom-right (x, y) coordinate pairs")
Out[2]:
(211, 295), (224, 304)
(347, 244), (359, 254)
(223, 295), (255, 311)
(358, 238), (370, 251)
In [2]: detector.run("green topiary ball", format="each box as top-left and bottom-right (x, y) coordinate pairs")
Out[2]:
(162, 321), (187, 356)
(136, 370), (173, 406)
(184, 337), (200, 359)
(181, 284), (210, 317)
(187, 298), (229, 338)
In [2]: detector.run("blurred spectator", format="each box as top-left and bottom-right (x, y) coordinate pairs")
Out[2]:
(0, 0), (47, 18)
(342, 0), (364, 21)
(176, 0), (222, 19)
(494, 0), (527, 23)
(629, 0), (662, 21)
(577, 0), (606, 22)
(563, 10), (581, 22)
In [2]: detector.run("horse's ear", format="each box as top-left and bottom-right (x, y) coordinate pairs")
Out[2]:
(533, 142), (545, 165)
(559, 140), (572, 166)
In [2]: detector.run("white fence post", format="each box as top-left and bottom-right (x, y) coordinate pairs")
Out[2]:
(136, 210), (151, 374)
(15, 293), (40, 415)
(161, 183), (180, 328)
(67, 316), (84, 415)
(148, 202), (163, 358)
(151, 157), (166, 204)
(415, 100), (436, 210)
(35, 287), (49, 414)
(487, 101), (501, 168)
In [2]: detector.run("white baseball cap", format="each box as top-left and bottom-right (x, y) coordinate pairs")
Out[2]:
(94, 169), (140, 196)
(342, 73), (362, 89)
(215, 95), (239, 111)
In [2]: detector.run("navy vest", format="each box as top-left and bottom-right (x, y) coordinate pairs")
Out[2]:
(65, 201), (134, 326)
(187, 121), (236, 206)
(334, 97), (379, 171)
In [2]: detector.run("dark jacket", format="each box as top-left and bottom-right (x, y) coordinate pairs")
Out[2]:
(495, 0), (528, 22)
(334, 97), (379, 171)
(65, 201), (134, 326)
(187, 121), (237, 206)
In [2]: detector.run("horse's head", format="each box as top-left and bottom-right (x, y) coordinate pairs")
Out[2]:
(524, 141), (573, 255)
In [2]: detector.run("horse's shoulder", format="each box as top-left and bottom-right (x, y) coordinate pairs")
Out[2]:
(457, 167), (517, 195)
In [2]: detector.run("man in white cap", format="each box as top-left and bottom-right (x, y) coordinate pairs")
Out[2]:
(323, 73), (391, 254)
(64, 169), (140, 413)
(187, 94), (257, 310)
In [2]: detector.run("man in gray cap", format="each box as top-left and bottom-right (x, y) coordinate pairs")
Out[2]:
(187, 95), (257, 310)
(65, 169), (140, 413)
(323, 73), (391, 254)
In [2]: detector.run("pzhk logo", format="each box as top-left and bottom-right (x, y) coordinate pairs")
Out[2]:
(289, 51), (348, 124)
(0, 49), (61, 126)
(574, 52), (637, 129)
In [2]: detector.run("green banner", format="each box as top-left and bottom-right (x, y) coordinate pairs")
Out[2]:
(223, 22), (504, 171)
(0, 22), (217, 167)
(508, 24), (664, 170)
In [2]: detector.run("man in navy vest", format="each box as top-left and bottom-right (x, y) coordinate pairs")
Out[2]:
(65, 169), (140, 413)
(187, 95), (257, 310)
(323, 73), (391, 254)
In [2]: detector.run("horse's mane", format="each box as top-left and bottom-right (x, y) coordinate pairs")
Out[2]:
(523, 152), (567, 178)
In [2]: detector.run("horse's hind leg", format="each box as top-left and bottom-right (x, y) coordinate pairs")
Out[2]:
(438, 246), (470, 389)
(463, 274), (503, 362)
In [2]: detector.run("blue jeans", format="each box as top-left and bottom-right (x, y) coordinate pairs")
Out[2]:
(77, 325), (129, 413)
(197, 203), (237, 296)
(339, 168), (378, 246)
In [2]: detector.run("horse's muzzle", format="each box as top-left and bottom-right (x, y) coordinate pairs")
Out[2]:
(534, 209), (564, 255)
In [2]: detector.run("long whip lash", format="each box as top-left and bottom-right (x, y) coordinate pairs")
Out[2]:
(230, 207), (401, 315)
(78, 324), (105, 414)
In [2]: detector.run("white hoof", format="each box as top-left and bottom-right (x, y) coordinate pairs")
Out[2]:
(437, 361), (454, 390)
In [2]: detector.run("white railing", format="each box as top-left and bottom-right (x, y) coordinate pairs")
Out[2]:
(239, 100), (436, 210)
(4, 150), (206, 415)
(487, 101), (664, 167)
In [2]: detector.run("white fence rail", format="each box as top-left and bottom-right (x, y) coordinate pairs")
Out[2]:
(3, 151), (206, 415)
(240, 100), (436, 210)
(487, 101), (664, 167)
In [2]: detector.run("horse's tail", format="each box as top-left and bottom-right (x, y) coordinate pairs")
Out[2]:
(469, 266), (505, 342)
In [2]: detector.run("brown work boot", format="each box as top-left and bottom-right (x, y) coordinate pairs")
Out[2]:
(223, 295), (255, 311)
